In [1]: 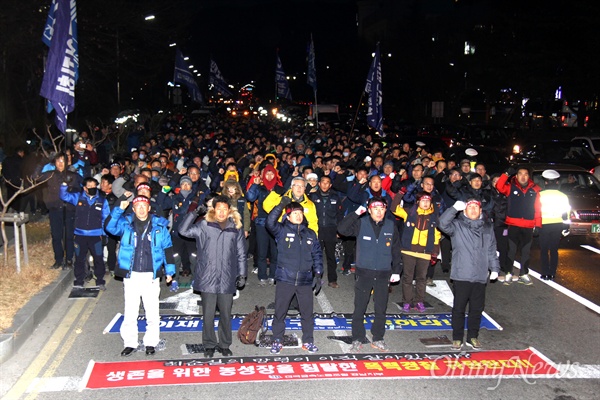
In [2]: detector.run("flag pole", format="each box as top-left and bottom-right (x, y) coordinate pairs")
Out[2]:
(350, 91), (365, 135)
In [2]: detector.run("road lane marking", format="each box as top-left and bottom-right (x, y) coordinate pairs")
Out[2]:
(315, 289), (352, 352)
(3, 300), (86, 400)
(513, 261), (600, 315)
(580, 245), (600, 255)
(24, 291), (101, 400)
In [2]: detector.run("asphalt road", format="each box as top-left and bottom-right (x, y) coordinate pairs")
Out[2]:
(1, 236), (599, 400)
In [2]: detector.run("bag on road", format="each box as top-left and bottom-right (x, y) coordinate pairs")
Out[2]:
(237, 305), (267, 345)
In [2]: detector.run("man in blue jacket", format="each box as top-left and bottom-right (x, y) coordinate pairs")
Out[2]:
(267, 197), (323, 355)
(105, 195), (176, 357)
(60, 177), (110, 289)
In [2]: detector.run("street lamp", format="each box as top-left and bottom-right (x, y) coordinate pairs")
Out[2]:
(144, 15), (155, 21)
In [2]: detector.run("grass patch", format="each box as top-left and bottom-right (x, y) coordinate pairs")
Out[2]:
(0, 238), (60, 332)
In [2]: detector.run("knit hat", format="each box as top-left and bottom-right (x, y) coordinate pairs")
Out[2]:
(180, 175), (193, 186)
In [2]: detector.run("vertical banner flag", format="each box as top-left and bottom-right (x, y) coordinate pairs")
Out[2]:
(275, 54), (292, 101)
(307, 35), (317, 94)
(364, 43), (383, 134)
(173, 49), (203, 103)
(209, 59), (233, 98)
(40, 0), (78, 133)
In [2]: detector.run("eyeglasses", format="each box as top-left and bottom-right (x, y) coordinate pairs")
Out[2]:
(291, 184), (304, 188)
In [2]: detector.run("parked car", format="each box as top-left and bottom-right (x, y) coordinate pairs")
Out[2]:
(511, 140), (600, 172)
(528, 164), (600, 235)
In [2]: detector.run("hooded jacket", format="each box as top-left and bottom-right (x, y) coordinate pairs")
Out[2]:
(438, 207), (500, 284)
(178, 207), (247, 294)
(105, 208), (176, 279)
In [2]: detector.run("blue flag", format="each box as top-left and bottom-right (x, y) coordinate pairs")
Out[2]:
(209, 59), (233, 98)
(173, 49), (203, 104)
(40, 0), (78, 133)
(364, 43), (383, 135)
(307, 35), (317, 94)
(275, 54), (292, 101)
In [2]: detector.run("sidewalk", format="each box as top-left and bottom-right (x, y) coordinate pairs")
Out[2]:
(0, 268), (72, 364)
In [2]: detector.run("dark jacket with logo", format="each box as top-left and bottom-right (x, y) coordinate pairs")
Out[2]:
(337, 212), (403, 278)
(309, 189), (343, 239)
(60, 186), (110, 236)
(266, 202), (323, 286)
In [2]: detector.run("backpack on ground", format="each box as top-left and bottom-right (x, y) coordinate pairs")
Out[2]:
(237, 305), (267, 345)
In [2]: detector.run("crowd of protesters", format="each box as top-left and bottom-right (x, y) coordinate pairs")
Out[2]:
(0, 110), (567, 354)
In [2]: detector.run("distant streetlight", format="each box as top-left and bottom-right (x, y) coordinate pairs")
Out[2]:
(183, 56), (189, 61)
(144, 15), (155, 21)
(188, 65), (194, 69)
(387, 53), (392, 58)
(169, 43), (177, 47)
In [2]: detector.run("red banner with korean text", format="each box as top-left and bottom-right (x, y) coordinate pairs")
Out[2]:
(83, 348), (558, 389)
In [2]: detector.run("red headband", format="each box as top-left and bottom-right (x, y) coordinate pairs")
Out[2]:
(466, 199), (481, 207)
(419, 195), (432, 201)
(368, 201), (386, 209)
(133, 196), (150, 205)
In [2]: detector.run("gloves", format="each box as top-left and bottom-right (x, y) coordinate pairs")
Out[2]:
(389, 172), (396, 180)
(195, 204), (207, 216)
(430, 254), (438, 266)
(312, 276), (322, 296)
(489, 272), (498, 281)
(532, 227), (539, 238)
(562, 229), (570, 237)
(236, 276), (246, 288)
(162, 185), (171, 194)
(273, 185), (286, 195)
(453, 201), (466, 211)
(389, 274), (400, 283)
(506, 166), (517, 176)
(355, 205), (367, 216)
(279, 196), (292, 207)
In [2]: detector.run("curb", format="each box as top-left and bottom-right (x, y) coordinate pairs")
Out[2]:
(0, 268), (73, 364)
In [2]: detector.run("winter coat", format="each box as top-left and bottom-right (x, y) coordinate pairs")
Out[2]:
(178, 208), (247, 294)
(105, 208), (176, 279)
(495, 173), (542, 228)
(438, 207), (500, 284)
(266, 202), (323, 286)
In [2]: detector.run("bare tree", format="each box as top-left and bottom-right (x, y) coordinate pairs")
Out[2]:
(32, 126), (64, 159)
(0, 175), (52, 267)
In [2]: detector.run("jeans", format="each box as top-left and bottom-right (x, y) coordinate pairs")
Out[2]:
(74, 235), (105, 286)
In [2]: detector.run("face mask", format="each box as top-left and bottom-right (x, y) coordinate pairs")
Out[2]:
(315, 139), (321, 144)
(180, 189), (191, 198)
(152, 176), (159, 182)
(86, 187), (97, 196)
(343, 152), (350, 157)
(139, 154), (146, 160)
